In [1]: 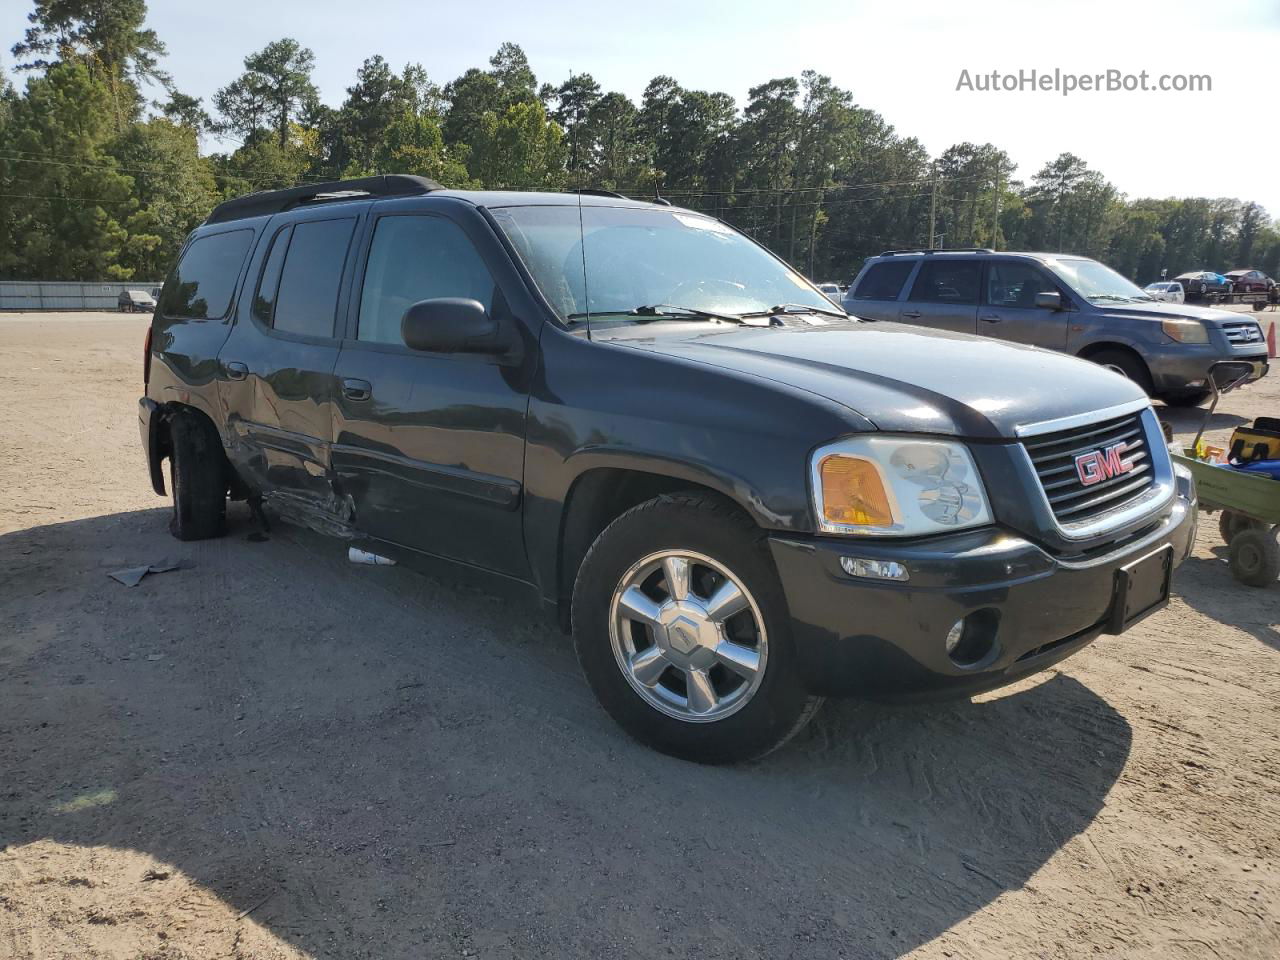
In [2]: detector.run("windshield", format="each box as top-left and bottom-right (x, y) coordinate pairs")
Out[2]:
(1047, 258), (1153, 302)
(488, 205), (838, 322)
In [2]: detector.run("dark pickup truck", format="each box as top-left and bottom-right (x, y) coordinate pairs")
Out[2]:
(140, 175), (1197, 763)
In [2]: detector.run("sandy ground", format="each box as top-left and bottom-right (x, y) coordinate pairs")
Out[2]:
(1, 310), (1278, 960)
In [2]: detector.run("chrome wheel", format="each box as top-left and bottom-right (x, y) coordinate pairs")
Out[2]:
(608, 549), (768, 723)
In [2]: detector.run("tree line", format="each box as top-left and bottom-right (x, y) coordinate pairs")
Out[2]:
(2, 0), (1277, 285)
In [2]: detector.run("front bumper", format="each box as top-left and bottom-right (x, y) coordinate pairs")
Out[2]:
(769, 488), (1195, 700)
(1148, 343), (1268, 395)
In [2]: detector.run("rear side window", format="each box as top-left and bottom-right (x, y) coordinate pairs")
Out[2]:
(272, 218), (356, 338)
(908, 260), (981, 304)
(852, 261), (914, 301)
(160, 230), (253, 319)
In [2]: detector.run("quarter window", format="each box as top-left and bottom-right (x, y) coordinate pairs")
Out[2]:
(908, 260), (981, 305)
(272, 218), (356, 338)
(851, 261), (915, 301)
(159, 229), (253, 319)
(357, 216), (497, 345)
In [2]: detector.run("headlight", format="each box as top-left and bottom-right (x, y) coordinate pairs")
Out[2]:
(811, 436), (993, 536)
(1162, 318), (1208, 343)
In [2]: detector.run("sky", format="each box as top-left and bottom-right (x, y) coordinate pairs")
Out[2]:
(4, 0), (1279, 215)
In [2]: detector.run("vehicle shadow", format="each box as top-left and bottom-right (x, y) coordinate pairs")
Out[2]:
(1175, 545), (1280, 652)
(0, 508), (1133, 959)
(1155, 404), (1248, 435)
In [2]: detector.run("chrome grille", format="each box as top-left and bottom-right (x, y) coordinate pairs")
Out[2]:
(1224, 321), (1264, 345)
(1023, 412), (1155, 524)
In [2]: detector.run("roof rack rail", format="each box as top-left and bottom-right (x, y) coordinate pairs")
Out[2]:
(572, 188), (629, 199)
(879, 247), (994, 257)
(204, 174), (444, 225)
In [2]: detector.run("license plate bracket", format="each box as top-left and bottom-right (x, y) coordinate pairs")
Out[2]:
(1107, 545), (1173, 634)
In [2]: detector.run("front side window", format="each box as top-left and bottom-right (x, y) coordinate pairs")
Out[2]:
(908, 260), (981, 304)
(160, 229), (254, 319)
(986, 262), (1054, 308)
(252, 226), (292, 325)
(272, 218), (356, 338)
(488, 205), (834, 321)
(853, 261), (915, 301)
(357, 216), (497, 345)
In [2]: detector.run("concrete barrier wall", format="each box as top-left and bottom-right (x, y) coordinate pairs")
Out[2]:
(0, 281), (163, 311)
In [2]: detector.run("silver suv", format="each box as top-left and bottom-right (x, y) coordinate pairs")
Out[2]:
(844, 248), (1269, 407)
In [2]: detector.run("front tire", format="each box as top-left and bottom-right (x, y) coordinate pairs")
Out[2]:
(1088, 348), (1153, 394)
(1228, 527), (1280, 587)
(572, 493), (822, 763)
(168, 408), (228, 541)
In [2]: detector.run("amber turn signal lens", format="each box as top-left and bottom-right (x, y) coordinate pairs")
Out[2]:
(819, 455), (894, 527)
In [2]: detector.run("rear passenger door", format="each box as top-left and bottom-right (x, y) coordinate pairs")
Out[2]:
(899, 259), (980, 334)
(978, 260), (1069, 350)
(844, 260), (917, 321)
(218, 209), (361, 524)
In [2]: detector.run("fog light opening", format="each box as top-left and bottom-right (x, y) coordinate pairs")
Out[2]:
(839, 556), (909, 582)
(945, 609), (1000, 667)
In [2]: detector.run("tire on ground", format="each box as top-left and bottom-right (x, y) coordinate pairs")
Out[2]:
(168, 407), (228, 541)
(1227, 527), (1280, 587)
(1218, 510), (1264, 545)
(571, 492), (822, 764)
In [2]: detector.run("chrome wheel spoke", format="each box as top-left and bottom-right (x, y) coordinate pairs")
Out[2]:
(630, 646), (669, 687)
(715, 640), (761, 679)
(685, 668), (718, 714)
(662, 555), (691, 601)
(618, 584), (663, 627)
(704, 578), (748, 623)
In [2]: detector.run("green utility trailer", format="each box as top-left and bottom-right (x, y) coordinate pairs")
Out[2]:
(1172, 360), (1280, 586)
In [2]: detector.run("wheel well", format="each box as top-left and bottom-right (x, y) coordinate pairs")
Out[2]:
(155, 403), (246, 499)
(555, 469), (745, 629)
(1077, 342), (1152, 379)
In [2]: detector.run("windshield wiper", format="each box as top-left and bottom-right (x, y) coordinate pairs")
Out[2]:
(740, 302), (848, 319)
(567, 304), (751, 324)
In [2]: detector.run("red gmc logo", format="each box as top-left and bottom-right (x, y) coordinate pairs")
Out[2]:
(1075, 442), (1133, 487)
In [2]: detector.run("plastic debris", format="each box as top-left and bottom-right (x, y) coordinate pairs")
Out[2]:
(348, 547), (396, 566)
(107, 558), (187, 587)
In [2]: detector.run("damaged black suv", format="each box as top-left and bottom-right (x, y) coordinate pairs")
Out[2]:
(140, 175), (1197, 763)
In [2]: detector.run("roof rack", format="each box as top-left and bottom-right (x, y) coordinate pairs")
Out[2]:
(879, 247), (994, 257)
(205, 174), (444, 225)
(572, 188), (629, 200)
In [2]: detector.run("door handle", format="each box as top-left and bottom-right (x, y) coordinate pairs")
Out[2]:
(901, 310), (922, 319)
(224, 361), (248, 381)
(979, 315), (1003, 323)
(342, 378), (372, 402)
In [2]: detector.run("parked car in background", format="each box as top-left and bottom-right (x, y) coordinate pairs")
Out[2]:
(1144, 281), (1185, 304)
(1225, 269), (1275, 293)
(844, 248), (1268, 406)
(118, 289), (156, 313)
(138, 175), (1197, 762)
(815, 282), (842, 301)
(1173, 271), (1232, 298)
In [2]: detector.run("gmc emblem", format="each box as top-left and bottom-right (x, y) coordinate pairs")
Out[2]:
(1075, 442), (1132, 487)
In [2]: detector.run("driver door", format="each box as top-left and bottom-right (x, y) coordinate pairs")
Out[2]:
(330, 210), (535, 577)
(978, 260), (1069, 350)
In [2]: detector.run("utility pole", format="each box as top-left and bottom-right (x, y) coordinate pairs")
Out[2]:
(928, 161), (938, 249)
(991, 162), (1002, 251)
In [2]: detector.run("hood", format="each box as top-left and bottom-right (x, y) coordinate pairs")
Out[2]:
(606, 321), (1147, 439)
(1091, 300), (1246, 325)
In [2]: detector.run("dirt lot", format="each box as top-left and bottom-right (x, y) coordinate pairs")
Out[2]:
(1, 310), (1278, 960)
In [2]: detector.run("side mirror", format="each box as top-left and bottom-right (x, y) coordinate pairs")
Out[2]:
(401, 298), (504, 354)
(1034, 290), (1063, 311)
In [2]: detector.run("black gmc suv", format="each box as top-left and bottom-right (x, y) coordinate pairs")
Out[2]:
(139, 175), (1197, 763)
